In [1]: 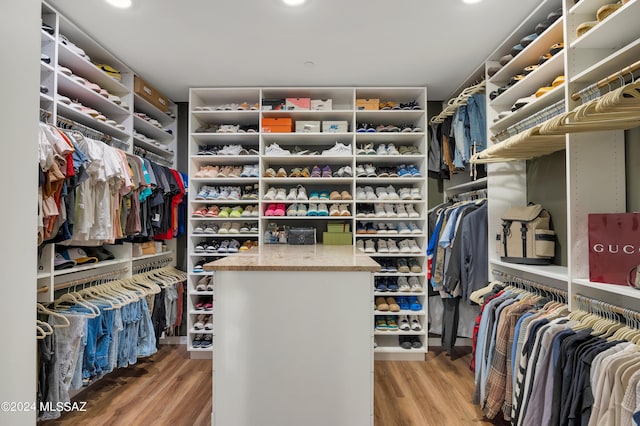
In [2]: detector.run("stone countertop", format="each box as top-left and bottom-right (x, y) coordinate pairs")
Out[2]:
(203, 244), (381, 272)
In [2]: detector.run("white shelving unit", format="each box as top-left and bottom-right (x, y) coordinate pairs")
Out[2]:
(37, 2), (179, 303)
(187, 87), (428, 360)
(474, 0), (640, 312)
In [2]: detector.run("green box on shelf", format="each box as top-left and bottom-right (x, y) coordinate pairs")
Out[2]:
(327, 222), (350, 233)
(323, 232), (353, 245)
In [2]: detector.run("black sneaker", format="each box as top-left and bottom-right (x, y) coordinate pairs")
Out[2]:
(192, 334), (204, 348)
(200, 335), (213, 349)
(399, 336), (412, 350)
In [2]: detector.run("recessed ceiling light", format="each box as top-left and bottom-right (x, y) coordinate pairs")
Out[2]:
(283, 0), (307, 6)
(462, 0), (482, 3)
(105, 0), (132, 9)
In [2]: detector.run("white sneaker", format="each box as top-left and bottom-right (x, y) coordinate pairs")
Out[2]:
(386, 223), (398, 234)
(410, 188), (422, 200)
(396, 204), (408, 218)
(263, 187), (277, 200)
(409, 276), (422, 292)
(409, 315), (423, 331)
(343, 165), (353, 177)
(287, 187), (297, 200)
(384, 204), (397, 217)
(374, 204), (386, 217)
(265, 143), (291, 156)
(398, 315), (411, 331)
(376, 187), (389, 200)
(398, 239), (411, 253)
(318, 203), (329, 216)
(329, 204), (341, 216)
(387, 143), (400, 155)
(406, 204), (420, 218)
(356, 186), (366, 200)
(275, 188), (287, 201)
(364, 240), (376, 253)
(397, 222), (411, 234)
(355, 164), (367, 177)
(339, 204), (351, 216)
(386, 185), (399, 200)
(296, 185), (308, 200)
(322, 142), (351, 155)
(377, 239), (389, 253)
(398, 276), (411, 292)
(386, 239), (399, 253)
(407, 239), (422, 253)
(376, 144), (388, 155)
(365, 186), (377, 201)
(297, 203), (308, 216)
(356, 239), (365, 252)
(399, 188), (412, 200)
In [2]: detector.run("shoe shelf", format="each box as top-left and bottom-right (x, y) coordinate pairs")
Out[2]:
(374, 309), (426, 316)
(190, 291), (215, 296)
(374, 272), (424, 277)
(191, 177), (259, 184)
(374, 330), (424, 336)
(41, 29), (55, 43)
(262, 155), (353, 165)
(374, 346), (426, 354)
(134, 94), (175, 126)
(374, 291), (426, 297)
(192, 155), (260, 165)
(40, 93), (54, 105)
(572, 37), (640, 84)
(41, 61), (55, 74)
(360, 253), (425, 258)
(133, 137), (174, 158)
(132, 250), (174, 262)
(190, 328), (214, 335)
(133, 116), (173, 142)
(262, 177), (353, 184)
(188, 86), (427, 359)
(573, 279), (640, 301)
(189, 252), (237, 257)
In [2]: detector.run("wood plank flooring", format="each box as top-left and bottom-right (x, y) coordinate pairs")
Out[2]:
(40, 345), (503, 426)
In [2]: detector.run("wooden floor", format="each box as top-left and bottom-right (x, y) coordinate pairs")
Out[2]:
(40, 345), (502, 426)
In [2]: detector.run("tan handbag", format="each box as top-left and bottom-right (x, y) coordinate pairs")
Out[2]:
(497, 204), (556, 265)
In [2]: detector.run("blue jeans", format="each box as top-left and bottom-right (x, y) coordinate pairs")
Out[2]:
(467, 93), (487, 154)
(452, 106), (470, 168)
(137, 297), (158, 358)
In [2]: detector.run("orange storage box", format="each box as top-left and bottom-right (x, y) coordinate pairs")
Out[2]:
(262, 117), (293, 133)
(356, 98), (380, 111)
(134, 75), (170, 112)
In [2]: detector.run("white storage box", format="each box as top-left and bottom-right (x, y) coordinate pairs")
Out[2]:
(311, 99), (332, 110)
(322, 120), (348, 133)
(295, 121), (321, 133)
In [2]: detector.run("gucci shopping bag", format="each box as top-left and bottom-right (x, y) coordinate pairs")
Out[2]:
(588, 213), (640, 286)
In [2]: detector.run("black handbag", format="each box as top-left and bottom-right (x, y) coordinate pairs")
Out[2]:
(288, 227), (316, 245)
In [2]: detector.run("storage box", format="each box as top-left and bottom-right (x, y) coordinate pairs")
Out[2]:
(295, 120), (321, 133)
(134, 241), (156, 256)
(356, 98), (380, 110)
(134, 75), (170, 112)
(327, 222), (351, 233)
(322, 120), (349, 133)
(323, 232), (353, 245)
(311, 99), (332, 110)
(262, 98), (286, 111)
(262, 117), (293, 133)
(285, 97), (311, 110)
(588, 213), (640, 285)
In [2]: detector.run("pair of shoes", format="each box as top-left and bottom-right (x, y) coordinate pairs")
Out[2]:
(397, 315), (423, 331)
(396, 258), (422, 274)
(193, 259), (206, 273)
(195, 298), (214, 311)
(195, 275), (215, 292)
(286, 203), (308, 216)
(192, 334), (213, 348)
(329, 190), (352, 200)
(306, 203), (330, 216)
(239, 240), (258, 251)
(193, 314), (214, 330)
(264, 143), (291, 155)
(264, 203), (286, 216)
(375, 296), (401, 312)
(370, 143), (400, 155)
(375, 315), (399, 331)
(333, 165), (353, 177)
(321, 142), (352, 155)
(328, 204), (351, 216)
(399, 335), (423, 349)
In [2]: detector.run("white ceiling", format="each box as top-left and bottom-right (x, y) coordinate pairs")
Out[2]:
(47, 0), (541, 102)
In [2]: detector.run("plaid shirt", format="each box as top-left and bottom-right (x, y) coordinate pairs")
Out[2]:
(484, 299), (535, 420)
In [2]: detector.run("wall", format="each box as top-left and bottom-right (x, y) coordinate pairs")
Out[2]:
(627, 127), (640, 212)
(1, 1), (39, 424)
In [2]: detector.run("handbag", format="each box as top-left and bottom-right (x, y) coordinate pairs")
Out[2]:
(589, 213), (640, 286)
(287, 227), (316, 245)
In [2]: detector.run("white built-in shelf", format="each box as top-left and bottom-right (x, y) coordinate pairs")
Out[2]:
(57, 42), (129, 96)
(52, 258), (130, 277)
(260, 200), (355, 205)
(491, 259), (569, 283)
(189, 329), (214, 335)
(445, 177), (488, 194)
(361, 253), (425, 258)
(262, 216), (354, 220)
(355, 177), (425, 184)
(57, 73), (130, 118)
(354, 217), (425, 221)
(573, 279), (640, 299)
(192, 155), (260, 165)
(261, 132), (352, 141)
(374, 330), (424, 336)
(374, 346), (426, 354)
(355, 110), (426, 122)
(569, 0), (614, 15)
(373, 272), (424, 277)
(374, 292), (426, 297)
(354, 200), (424, 204)
(190, 216), (260, 221)
(40, 93), (54, 104)
(133, 137), (174, 158)
(56, 102), (129, 140)
(262, 155), (353, 166)
(191, 177), (259, 184)
(133, 115), (173, 142)
(570, 1), (640, 49)
(38, 272), (50, 279)
(190, 291), (215, 296)
(41, 61), (54, 73)
(355, 155), (425, 165)
(490, 17), (564, 85)
(262, 177), (353, 184)
(132, 250), (174, 262)
(356, 234), (426, 238)
(190, 200), (259, 205)
(489, 52), (565, 110)
(261, 110), (354, 121)
(191, 133), (260, 143)
(374, 309), (426, 316)
(192, 234), (259, 238)
(41, 29), (55, 43)
(572, 37), (640, 84)
(192, 110), (259, 123)
(355, 133), (425, 143)
(134, 94), (175, 125)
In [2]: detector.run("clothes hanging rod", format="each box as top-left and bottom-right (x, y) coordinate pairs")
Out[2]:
(54, 267), (129, 292)
(574, 293), (640, 321)
(132, 256), (173, 273)
(55, 114), (129, 150)
(429, 80), (486, 124)
(492, 269), (568, 299)
(571, 58), (640, 101)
